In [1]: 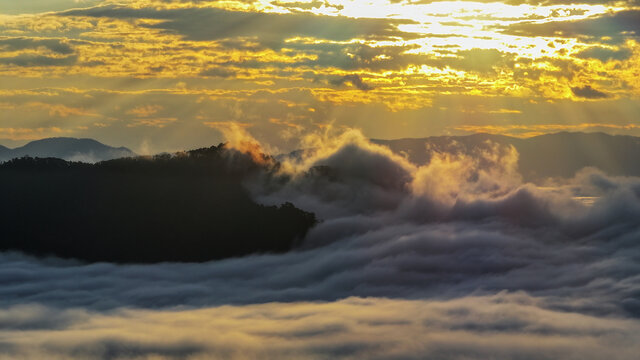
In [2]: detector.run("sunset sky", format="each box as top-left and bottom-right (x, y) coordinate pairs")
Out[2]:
(2, 3), (640, 359)
(1, 0), (639, 153)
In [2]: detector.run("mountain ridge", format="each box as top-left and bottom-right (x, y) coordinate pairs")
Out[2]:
(0, 137), (136, 163)
(371, 131), (640, 181)
(3, 132), (639, 181)
(0, 144), (316, 263)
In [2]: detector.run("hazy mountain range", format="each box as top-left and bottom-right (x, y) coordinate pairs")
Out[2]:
(0, 137), (135, 163)
(375, 132), (640, 181)
(2, 132), (639, 181)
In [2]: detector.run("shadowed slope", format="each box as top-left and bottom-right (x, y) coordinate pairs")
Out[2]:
(0, 144), (316, 263)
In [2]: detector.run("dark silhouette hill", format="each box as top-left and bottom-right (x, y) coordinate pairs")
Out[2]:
(0, 137), (136, 163)
(0, 145), (316, 263)
(373, 132), (640, 181)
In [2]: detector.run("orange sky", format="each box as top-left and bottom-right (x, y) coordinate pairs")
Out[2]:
(1, 0), (639, 153)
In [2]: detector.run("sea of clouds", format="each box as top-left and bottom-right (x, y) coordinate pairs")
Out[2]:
(0, 128), (638, 359)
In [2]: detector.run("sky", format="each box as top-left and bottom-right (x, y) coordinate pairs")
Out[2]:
(1, 0), (640, 154)
(1, 3), (640, 357)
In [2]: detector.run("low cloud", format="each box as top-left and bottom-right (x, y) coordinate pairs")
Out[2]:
(0, 294), (639, 359)
(571, 85), (610, 99)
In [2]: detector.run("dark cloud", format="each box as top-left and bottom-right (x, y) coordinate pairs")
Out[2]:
(213, 42), (512, 75)
(330, 74), (373, 90)
(0, 0), (103, 15)
(502, 10), (640, 43)
(0, 54), (77, 67)
(272, 0), (344, 10)
(292, 42), (422, 71)
(571, 85), (610, 99)
(574, 46), (632, 62)
(61, 5), (419, 47)
(0, 37), (74, 55)
(199, 67), (237, 78)
(272, 0), (325, 9)
(216, 42), (424, 72)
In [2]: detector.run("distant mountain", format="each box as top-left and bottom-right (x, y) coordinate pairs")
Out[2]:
(373, 132), (640, 181)
(0, 137), (136, 163)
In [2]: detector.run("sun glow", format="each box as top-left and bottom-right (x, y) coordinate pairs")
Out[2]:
(0, 0), (639, 146)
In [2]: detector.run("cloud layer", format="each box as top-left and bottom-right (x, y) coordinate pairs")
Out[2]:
(0, 133), (637, 317)
(0, 131), (638, 358)
(0, 294), (639, 359)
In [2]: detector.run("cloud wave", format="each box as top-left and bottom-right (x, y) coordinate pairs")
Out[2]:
(0, 131), (637, 320)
